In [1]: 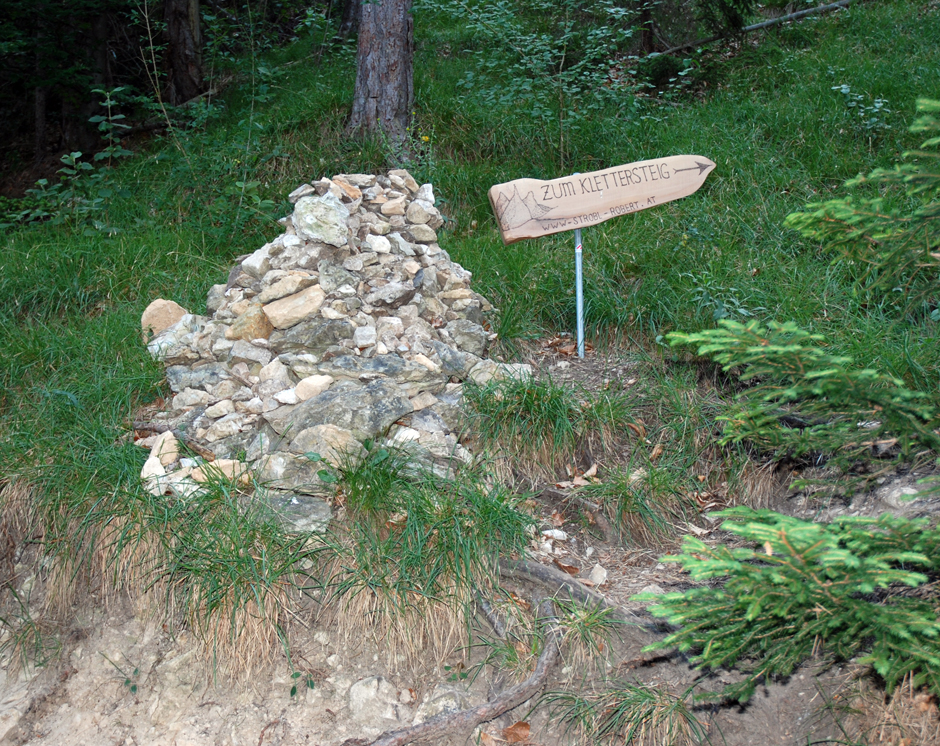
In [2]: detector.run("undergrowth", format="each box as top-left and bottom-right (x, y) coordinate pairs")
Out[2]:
(0, 0), (935, 709)
(638, 508), (940, 704)
(464, 375), (631, 480)
(321, 447), (534, 667)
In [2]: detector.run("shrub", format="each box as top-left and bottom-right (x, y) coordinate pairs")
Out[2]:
(667, 319), (940, 465)
(638, 508), (940, 703)
(785, 98), (940, 316)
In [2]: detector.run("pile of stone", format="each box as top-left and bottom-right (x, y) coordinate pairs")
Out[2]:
(137, 169), (530, 531)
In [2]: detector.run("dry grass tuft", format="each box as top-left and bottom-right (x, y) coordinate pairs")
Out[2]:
(842, 674), (940, 746)
(545, 680), (704, 746)
(0, 480), (35, 544)
(317, 555), (470, 674)
(737, 459), (787, 509)
(193, 581), (296, 680)
(464, 375), (631, 483)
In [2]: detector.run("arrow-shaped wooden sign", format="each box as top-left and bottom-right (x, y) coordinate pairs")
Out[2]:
(488, 155), (715, 244)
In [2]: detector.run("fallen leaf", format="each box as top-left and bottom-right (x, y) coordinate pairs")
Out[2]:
(553, 559), (580, 575)
(686, 523), (709, 536)
(551, 511), (565, 527)
(625, 378), (638, 386)
(627, 422), (646, 438)
(502, 721), (530, 743)
(583, 463), (598, 478)
(697, 474), (707, 483)
(571, 475), (589, 487)
(386, 511), (408, 528)
(554, 480), (574, 489)
(509, 592), (531, 611)
(914, 693), (937, 713)
(649, 443), (664, 462)
(628, 468), (647, 485)
(558, 343), (576, 356)
(480, 733), (499, 746)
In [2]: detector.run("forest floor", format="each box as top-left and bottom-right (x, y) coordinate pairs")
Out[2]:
(0, 346), (937, 746)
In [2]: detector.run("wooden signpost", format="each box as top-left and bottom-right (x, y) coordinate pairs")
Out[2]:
(488, 154), (715, 355)
(488, 155), (715, 244)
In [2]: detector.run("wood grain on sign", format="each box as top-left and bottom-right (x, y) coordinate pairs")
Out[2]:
(488, 155), (715, 244)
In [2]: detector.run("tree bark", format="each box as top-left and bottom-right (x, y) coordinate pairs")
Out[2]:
(337, 0), (362, 39)
(346, 0), (413, 145)
(164, 0), (204, 105)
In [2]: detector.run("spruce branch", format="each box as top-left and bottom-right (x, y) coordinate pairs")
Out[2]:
(636, 509), (940, 703)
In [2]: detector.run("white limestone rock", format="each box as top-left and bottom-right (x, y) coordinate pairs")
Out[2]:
(293, 192), (350, 247)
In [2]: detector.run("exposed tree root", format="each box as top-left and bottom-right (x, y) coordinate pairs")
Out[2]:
(475, 593), (507, 638)
(364, 600), (561, 746)
(362, 558), (667, 746)
(540, 486), (618, 544)
(498, 558), (657, 623)
(498, 558), (663, 653)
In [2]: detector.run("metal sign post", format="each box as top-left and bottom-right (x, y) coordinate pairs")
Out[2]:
(574, 227), (584, 359)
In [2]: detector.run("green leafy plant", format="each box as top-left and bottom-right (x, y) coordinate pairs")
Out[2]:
(430, 0), (641, 165)
(831, 83), (892, 134)
(289, 669), (316, 697)
(102, 653), (141, 695)
(785, 97), (939, 313)
(637, 508), (940, 703)
(668, 319), (940, 463)
(9, 87), (134, 235)
(682, 269), (767, 321)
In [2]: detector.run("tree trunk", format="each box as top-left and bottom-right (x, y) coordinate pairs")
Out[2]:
(346, 0), (413, 145)
(33, 85), (47, 166)
(164, 0), (204, 105)
(33, 24), (46, 166)
(337, 0), (361, 39)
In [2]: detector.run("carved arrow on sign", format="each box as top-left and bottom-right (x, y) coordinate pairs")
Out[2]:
(488, 155), (715, 244)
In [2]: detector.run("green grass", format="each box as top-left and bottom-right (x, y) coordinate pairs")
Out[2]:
(464, 375), (632, 480)
(0, 0), (938, 675)
(321, 453), (533, 666)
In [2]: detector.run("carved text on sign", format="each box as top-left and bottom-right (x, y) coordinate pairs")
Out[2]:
(488, 155), (715, 244)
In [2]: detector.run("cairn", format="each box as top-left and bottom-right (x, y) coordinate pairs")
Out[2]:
(137, 169), (530, 531)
